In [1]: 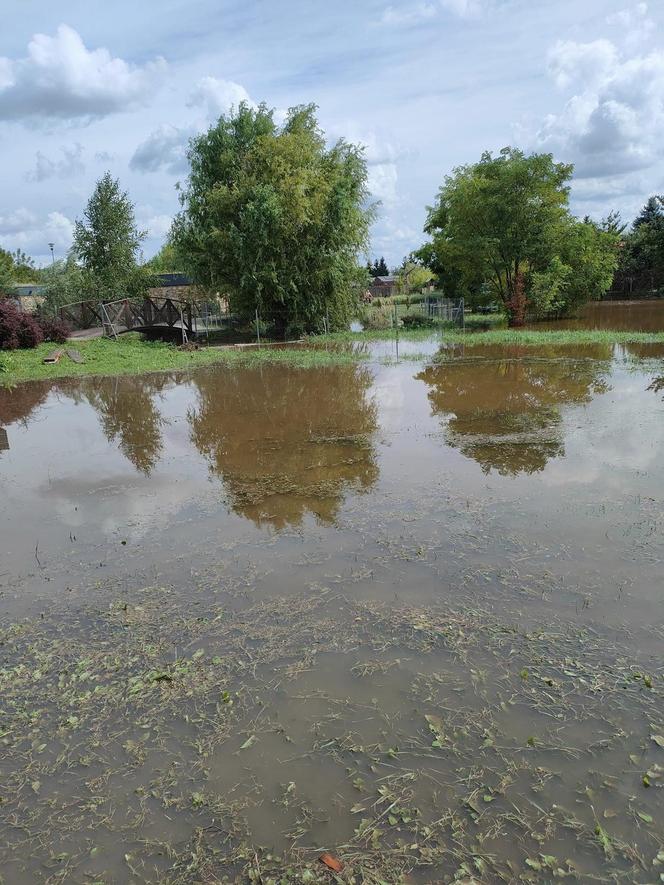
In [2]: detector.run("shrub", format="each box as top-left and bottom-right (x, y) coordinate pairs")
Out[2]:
(401, 314), (435, 328)
(0, 299), (44, 349)
(17, 313), (43, 348)
(464, 313), (507, 331)
(38, 315), (70, 344)
(361, 304), (394, 330)
(0, 300), (20, 350)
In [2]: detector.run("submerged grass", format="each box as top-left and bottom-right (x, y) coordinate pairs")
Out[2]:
(3, 326), (664, 387)
(324, 328), (664, 346)
(441, 328), (664, 347)
(2, 571), (662, 884)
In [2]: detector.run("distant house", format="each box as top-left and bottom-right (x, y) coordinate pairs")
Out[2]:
(147, 272), (195, 300)
(368, 275), (398, 298)
(4, 284), (46, 313)
(147, 273), (229, 313)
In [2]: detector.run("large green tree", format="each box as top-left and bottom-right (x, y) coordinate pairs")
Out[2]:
(72, 172), (150, 302)
(173, 103), (373, 337)
(422, 147), (617, 325)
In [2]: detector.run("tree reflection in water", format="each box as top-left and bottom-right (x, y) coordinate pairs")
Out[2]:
(189, 363), (378, 528)
(418, 344), (611, 475)
(82, 375), (170, 475)
(0, 380), (52, 427)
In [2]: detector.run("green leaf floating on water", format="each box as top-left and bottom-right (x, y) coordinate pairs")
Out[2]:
(651, 734), (664, 748)
(239, 734), (257, 751)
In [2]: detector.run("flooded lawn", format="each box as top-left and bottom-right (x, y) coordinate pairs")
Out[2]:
(1, 329), (664, 882)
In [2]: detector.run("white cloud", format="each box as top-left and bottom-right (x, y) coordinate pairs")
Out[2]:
(130, 124), (192, 174)
(187, 76), (256, 120)
(0, 24), (166, 121)
(382, 0), (484, 25)
(440, 0), (483, 15)
(0, 209), (74, 261)
(382, 3), (437, 25)
(607, 3), (655, 50)
(25, 143), (85, 182)
(0, 208), (38, 235)
(368, 163), (399, 204)
(143, 214), (173, 239)
(547, 39), (617, 90)
(532, 30), (664, 181)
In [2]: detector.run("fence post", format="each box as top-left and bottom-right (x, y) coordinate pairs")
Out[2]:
(255, 308), (261, 346)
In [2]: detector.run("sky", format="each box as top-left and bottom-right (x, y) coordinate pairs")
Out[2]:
(0, 0), (662, 268)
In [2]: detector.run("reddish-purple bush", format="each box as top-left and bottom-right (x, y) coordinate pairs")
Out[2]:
(0, 299), (44, 350)
(38, 315), (70, 344)
(17, 314), (44, 348)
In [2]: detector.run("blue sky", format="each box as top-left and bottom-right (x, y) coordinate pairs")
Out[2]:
(1, 0), (662, 267)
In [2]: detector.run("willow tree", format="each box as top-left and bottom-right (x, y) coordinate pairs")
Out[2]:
(173, 103), (373, 337)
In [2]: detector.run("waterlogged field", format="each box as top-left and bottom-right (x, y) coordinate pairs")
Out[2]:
(1, 315), (664, 883)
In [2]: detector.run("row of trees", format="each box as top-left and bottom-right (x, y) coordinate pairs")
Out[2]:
(2, 103), (662, 332)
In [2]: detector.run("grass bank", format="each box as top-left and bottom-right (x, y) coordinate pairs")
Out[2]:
(442, 328), (664, 347)
(324, 328), (664, 346)
(4, 327), (664, 386)
(0, 335), (365, 385)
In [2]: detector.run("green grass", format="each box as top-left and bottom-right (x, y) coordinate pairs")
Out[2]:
(441, 328), (664, 346)
(0, 334), (365, 385)
(322, 327), (664, 347)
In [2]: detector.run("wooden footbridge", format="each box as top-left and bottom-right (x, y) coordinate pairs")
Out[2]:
(60, 296), (212, 341)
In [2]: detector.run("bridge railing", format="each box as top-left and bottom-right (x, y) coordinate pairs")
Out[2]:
(59, 299), (106, 331)
(61, 295), (202, 338)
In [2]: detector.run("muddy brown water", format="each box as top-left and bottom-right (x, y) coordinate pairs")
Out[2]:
(1, 309), (664, 883)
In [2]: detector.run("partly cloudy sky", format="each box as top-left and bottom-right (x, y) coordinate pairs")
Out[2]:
(1, 0), (662, 266)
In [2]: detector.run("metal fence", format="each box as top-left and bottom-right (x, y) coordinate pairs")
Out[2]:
(385, 296), (465, 330)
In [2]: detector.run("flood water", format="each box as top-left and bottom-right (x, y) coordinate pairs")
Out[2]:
(1, 305), (664, 883)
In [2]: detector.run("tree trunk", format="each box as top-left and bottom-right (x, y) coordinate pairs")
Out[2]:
(273, 313), (288, 341)
(505, 270), (527, 327)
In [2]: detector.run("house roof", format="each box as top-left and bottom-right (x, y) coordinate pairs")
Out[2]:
(154, 272), (193, 287)
(373, 275), (397, 284)
(13, 284), (46, 295)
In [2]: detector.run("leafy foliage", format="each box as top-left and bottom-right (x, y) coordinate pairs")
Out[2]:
(0, 247), (38, 292)
(145, 241), (181, 273)
(0, 299), (43, 350)
(37, 315), (70, 344)
(39, 258), (86, 311)
(394, 260), (434, 296)
(615, 195), (664, 295)
(421, 147), (616, 324)
(529, 219), (619, 316)
(72, 172), (152, 302)
(173, 103), (373, 337)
